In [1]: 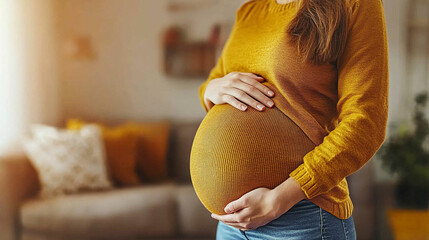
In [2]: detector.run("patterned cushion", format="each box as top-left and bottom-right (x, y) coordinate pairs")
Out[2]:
(66, 119), (141, 186)
(21, 124), (114, 198)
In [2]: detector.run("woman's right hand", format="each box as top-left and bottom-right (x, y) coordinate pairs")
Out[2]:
(203, 72), (275, 112)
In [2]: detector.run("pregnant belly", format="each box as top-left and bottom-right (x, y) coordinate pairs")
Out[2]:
(190, 103), (316, 215)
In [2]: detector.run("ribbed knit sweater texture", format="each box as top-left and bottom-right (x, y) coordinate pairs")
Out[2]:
(192, 0), (389, 220)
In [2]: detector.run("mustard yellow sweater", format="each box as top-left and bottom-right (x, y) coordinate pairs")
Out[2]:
(197, 0), (388, 220)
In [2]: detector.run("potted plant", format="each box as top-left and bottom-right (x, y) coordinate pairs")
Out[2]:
(378, 91), (429, 239)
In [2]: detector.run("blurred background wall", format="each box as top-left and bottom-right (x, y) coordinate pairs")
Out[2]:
(60, 0), (243, 123)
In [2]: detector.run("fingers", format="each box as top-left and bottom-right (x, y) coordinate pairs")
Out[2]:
(211, 209), (254, 231)
(208, 72), (276, 112)
(221, 94), (248, 111)
(212, 209), (247, 223)
(225, 197), (248, 213)
(222, 86), (271, 111)
(224, 73), (275, 111)
(239, 72), (265, 82)
(226, 72), (274, 98)
(234, 83), (274, 108)
(212, 212), (240, 223)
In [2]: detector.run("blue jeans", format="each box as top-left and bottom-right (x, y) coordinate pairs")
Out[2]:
(216, 199), (356, 240)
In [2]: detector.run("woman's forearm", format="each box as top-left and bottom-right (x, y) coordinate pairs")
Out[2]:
(270, 177), (307, 216)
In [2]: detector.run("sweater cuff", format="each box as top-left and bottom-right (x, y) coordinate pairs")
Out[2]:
(289, 164), (322, 200)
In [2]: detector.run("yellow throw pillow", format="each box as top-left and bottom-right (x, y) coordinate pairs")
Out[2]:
(66, 118), (90, 130)
(66, 118), (141, 186)
(121, 121), (171, 182)
(102, 128), (140, 186)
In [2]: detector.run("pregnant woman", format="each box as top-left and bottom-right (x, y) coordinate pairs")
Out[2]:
(190, 0), (388, 239)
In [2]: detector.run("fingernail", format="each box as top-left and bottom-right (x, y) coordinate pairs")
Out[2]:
(225, 207), (231, 213)
(241, 105), (247, 110)
(267, 101), (274, 107)
(257, 104), (264, 110)
(268, 91), (274, 96)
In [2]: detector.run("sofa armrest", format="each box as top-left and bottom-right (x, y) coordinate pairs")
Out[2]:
(0, 149), (39, 240)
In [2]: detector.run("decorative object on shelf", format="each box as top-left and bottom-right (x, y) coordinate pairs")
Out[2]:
(378, 91), (429, 240)
(163, 23), (220, 78)
(64, 36), (96, 61)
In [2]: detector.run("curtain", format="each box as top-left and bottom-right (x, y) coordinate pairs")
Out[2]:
(0, 0), (62, 155)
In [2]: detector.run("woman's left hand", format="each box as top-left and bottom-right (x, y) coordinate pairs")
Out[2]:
(211, 177), (306, 231)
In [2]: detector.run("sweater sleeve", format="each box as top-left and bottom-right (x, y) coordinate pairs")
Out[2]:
(198, 53), (225, 113)
(198, 1), (254, 113)
(289, 0), (389, 199)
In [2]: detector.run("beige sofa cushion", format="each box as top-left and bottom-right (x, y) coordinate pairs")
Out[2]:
(20, 182), (177, 239)
(21, 124), (113, 198)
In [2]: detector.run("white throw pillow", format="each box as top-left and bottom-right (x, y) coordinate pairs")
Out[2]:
(22, 124), (114, 198)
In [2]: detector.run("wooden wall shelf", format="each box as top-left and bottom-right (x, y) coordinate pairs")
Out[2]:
(163, 25), (220, 79)
(164, 41), (216, 78)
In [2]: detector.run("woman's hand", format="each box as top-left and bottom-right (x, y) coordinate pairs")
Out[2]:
(203, 72), (275, 112)
(211, 177), (306, 231)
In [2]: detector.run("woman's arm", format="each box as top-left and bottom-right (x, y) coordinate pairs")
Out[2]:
(198, 0), (276, 113)
(198, 1), (240, 113)
(199, 55), (225, 112)
(289, 0), (389, 200)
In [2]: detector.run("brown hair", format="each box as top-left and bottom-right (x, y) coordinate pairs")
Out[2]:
(287, 0), (353, 65)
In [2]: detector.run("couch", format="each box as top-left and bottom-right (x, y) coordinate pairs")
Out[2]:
(0, 120), (376, 240)
(0, 121), (219, 240)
